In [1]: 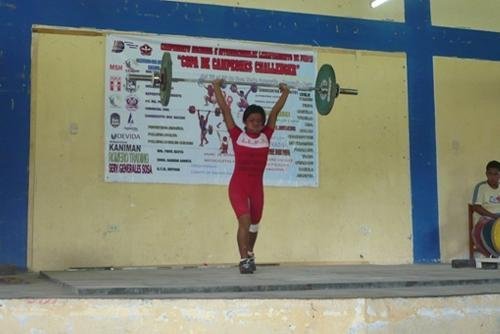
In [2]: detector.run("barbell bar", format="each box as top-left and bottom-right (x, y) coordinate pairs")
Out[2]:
(127, 52), (358, 115)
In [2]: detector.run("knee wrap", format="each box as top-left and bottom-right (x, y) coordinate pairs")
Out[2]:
(249, 224), (259, 233)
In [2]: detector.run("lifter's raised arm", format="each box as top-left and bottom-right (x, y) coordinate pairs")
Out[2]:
(212, 79), (235, 130)
(266, 83), (290, 129)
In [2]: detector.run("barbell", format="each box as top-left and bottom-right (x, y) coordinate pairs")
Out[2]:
(127, 52), (358, 115)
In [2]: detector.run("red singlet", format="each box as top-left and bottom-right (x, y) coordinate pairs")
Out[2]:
(228, 125), (274, 223)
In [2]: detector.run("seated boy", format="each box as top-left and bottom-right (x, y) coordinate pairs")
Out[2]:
(472, 160), (500, 224)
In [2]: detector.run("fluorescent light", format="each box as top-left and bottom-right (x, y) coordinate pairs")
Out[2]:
(370, 0), (391, 8)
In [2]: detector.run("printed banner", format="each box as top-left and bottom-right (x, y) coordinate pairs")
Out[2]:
(104, 34), (318, 186)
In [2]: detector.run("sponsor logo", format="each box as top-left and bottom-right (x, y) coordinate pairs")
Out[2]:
(140, 44), (152, 56)
(111, 133), (141, 140)
(112, 40), (125, 53)
(109, 76), (122, 91)
(126, 96), (139, 110)
(109, 64), (123, 71)
(147, 64), (161, 72)
(137, 58), (162, 65)
(108, 94), (123, 108)
(108, 163), (152, 174)
(125, 118), (139, 132)
(109, 143), (142, 152)
(110, 113), (120, 128)
(112, 40), (138, 53)
(125, 78), (138, 93)
(125, 58), (140, 72)
(125, 113), (139, 131)
(124, 41), (138, 49)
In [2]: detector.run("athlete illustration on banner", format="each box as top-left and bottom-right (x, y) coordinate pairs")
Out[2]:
(234, 84), (258, 112)
(217, 130), (230, 155)
(188, 105), (214, 147)
(198, 109), (211, 147)
(203, 83), (217, 106)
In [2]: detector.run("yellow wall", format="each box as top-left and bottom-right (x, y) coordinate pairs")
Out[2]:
(434, 57), (500, 262)
(29, 30), (410, 270)
(165, 0), (405, 22)
(431, 0), (500, 33)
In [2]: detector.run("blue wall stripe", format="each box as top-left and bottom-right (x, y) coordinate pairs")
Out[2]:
(406, 51), (441, 262)
(404, 0), (440, 262)
(0, 92), (30, 268)
(432, 27), (500, 60)
(1, 0), (500, 267)
(30, 1), (409, 52)
(0, 1), (32, 267)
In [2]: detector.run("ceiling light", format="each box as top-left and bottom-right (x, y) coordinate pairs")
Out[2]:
(370, 0), (391, 8)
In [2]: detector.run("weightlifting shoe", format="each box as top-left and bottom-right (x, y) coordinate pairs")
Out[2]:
(239, 258), (254, 274)
(248, 254), (256, 272)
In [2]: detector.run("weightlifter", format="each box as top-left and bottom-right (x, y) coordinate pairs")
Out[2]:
(213, 78), (290, 274)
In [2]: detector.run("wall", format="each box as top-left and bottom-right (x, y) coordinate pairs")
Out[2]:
(431, 0), (500, 32)
(30, 31), (410, 270)
(431, 2), (500, 261)
(435, 58), (500, 261)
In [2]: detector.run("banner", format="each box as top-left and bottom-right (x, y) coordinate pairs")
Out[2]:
(104, 34), (318, 186)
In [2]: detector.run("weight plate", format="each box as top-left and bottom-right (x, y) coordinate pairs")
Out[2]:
(160, 52), (173, 106)
(481, 220), (499, 257)
(492, 218), (500, 253)
(472, 221), (490, 257)
(314, 64), (338, 116)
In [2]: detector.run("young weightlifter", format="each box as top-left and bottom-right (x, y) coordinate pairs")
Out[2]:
(212, 79), (289, 274)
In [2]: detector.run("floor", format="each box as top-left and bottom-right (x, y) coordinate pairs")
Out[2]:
(2, 263), (500, 300)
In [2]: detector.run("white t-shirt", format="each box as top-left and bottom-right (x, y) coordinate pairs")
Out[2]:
(472, 181), (500, 214)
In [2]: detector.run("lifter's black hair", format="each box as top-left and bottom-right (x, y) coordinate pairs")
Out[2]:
(243, 104), (266, 124)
